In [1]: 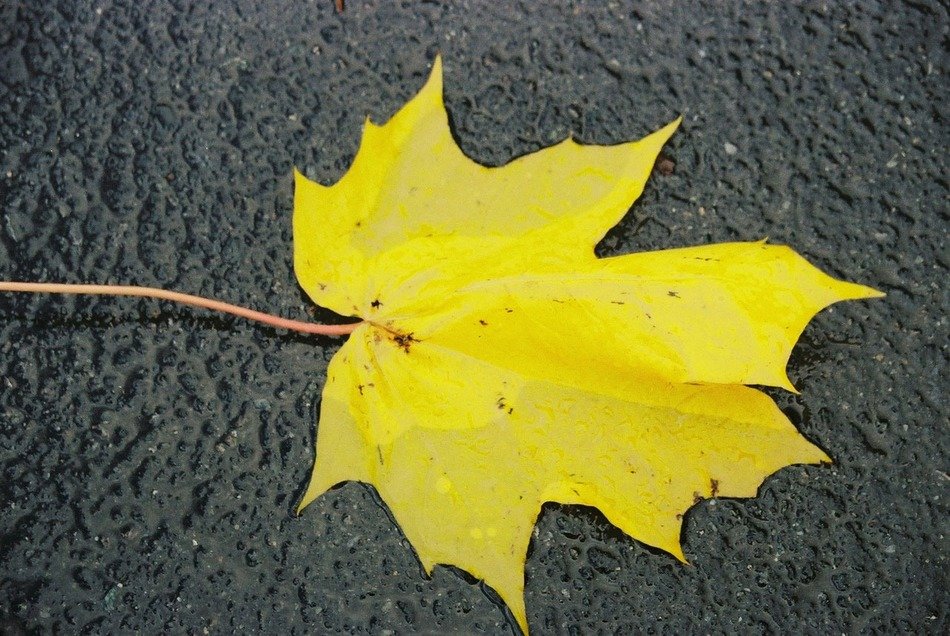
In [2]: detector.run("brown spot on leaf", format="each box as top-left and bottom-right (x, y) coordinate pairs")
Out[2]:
(710, 478), (720, 497)
(388, 330), (418, 353)
(357, 384), (364, 395)
(478, 319), (488, 326)
(675, 513), (683, 520)
(371, 298), (382, 309)
(375, 324), (420, 353)
(611, 300), (625, 305)
(504, 307), (514, 313)
(667, 290), (680, 298)
(693, 492), (703, 504)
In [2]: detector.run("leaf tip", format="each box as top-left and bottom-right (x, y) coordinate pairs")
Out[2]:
(851, 283), (886, 300)
(780, 372), (800, 394)
(630, 116), (682, 179)
(423, 53), (444, 98)
(668, 541), (689, 564)
(415, 552), (438, 578)
(824, 277), (886, 306)
(296, 477), (331, 515)
(291, 165), (307, 184)
(292, 166), (326, 192)
(511, 606), (529, 636)
(655, 115), (682, 142)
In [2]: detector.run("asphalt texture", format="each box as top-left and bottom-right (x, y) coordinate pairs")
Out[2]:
(0, 1), (946, 633)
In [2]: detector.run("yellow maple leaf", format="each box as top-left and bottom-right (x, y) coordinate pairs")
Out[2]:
(293, 57), (882, 633)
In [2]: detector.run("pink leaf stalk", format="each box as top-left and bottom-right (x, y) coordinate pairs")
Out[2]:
(0, 281), (361, 337)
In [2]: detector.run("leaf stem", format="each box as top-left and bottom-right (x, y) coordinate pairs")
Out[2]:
(0, 281), (361, 337)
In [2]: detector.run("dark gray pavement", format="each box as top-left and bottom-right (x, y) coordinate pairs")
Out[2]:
(0, 1), (946, 633)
